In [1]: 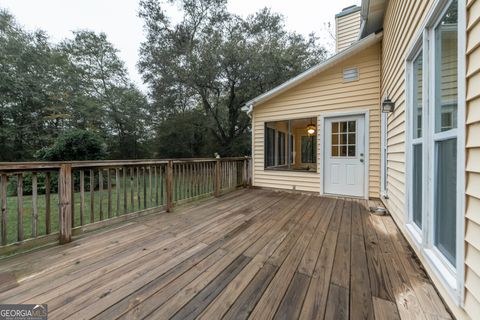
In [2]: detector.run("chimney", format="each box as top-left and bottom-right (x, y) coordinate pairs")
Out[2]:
(335, 5), (361, 53)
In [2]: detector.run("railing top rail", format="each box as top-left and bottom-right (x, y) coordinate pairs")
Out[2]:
(0, 157), (251, 172)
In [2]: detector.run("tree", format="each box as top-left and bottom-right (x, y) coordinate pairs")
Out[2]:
(0, 11), (152, 161)
(0, 10), (71, 160)
(138, 0), (327, 156)
(154, 108), (210, 158)
(59, 31), (151, 159)
(36, 129), (106, 161)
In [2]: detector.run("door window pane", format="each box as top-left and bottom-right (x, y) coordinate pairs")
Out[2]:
(413, 52), (423, 139)
(435, 138), (457, 265)
(435, 0), (458, 133)
(412, 144), (423, 228)
(331, 120), (356, 158)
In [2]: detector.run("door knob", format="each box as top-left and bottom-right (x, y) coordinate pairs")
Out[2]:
(360, 159), (364, 163)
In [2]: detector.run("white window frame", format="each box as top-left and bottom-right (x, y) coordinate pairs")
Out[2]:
(406, 45), (427, 244)
(405, 0), (466, 305)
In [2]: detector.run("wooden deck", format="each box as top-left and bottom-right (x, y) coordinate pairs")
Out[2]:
(0, 189), (452, 320)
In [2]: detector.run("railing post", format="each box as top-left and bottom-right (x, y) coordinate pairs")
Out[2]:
(58, 164), (72, 244)
(215, 160), (221, 197)
(243, 157), (248, 188)
(166, 160), (174, 212)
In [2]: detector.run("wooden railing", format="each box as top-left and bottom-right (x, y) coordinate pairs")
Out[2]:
(0, 157), (251, 254)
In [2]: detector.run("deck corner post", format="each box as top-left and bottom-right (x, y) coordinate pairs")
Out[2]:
(166, 160), (174, 212)
(58, 163), (72, 244)
(214, 159), (221, 197)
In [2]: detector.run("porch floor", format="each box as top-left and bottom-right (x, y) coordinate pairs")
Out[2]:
(0, 189), (452, 320)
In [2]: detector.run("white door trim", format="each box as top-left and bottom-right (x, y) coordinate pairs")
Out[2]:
(320, 109), (370, 199)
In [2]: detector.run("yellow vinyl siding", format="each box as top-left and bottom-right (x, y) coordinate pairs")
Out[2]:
(381, 0), (477, 318)
(252, 44), (381, 197)
(465, 0), (480, 318)
(381, 0), (433, 231)
(336, 10), (361, 52)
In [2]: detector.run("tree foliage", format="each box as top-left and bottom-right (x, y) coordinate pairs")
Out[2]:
(36, 129), (106, 161)
(0, 1), (328, 161)
(0, 10), (150, 161)
(139, 0), (327, 156)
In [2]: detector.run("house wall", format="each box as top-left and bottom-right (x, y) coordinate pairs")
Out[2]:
(381, 0), (478, 318)
(251, 43), (381, 197)
(336, 8), (362, 52)
(465, 0), (480, 317)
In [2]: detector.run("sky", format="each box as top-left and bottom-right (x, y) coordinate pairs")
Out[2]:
(0, 0), (361, 91)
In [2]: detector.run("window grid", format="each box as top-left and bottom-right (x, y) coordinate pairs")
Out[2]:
(331, 121), (356, 157)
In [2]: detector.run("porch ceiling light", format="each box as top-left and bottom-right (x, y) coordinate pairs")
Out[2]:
(382, 97), (395, 113)
(306, 119), (316, 136)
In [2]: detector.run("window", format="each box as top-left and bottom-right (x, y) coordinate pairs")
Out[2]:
(265, 127), (275, 167)
(406, 0), (462, 289)
(433, 0), (458, 265)
(264, 118), (317, 171)
(278, 132), (286, 165)
(301, 136), (316, 163)
(331, 120), (356, 157)
(411, 50), (424, 230)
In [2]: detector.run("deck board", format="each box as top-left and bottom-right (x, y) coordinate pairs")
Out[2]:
(0, 189), (452, 320)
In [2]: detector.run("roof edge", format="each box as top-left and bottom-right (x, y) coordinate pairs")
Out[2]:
(242, 31), (383, 114)
(335, 5), (361, 18)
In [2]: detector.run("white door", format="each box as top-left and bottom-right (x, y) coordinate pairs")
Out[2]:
(324, 115), (366, 197)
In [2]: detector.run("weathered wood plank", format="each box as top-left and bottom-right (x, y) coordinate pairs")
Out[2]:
(116, 168), (120, 216)
(215, 160), (220, 197)
(372, 296), (401, 320)
(171, 255), (251, 320)
(107, 168), (112, 218)
(31, 172), (38, 238)
(148, 166), (152, 206)
(274, 272), (310, 320)
(324, 284), (349, 320)
(80, 170), (85, 226)
(136, 167), (140, 209)
(299, 230), (339, 320)
(222, 263), (278, 320)
(130, 167), (134, 212)
(143, 167), (147, 209)
(330, 201), (351, 289)
(99, 169), (103, 221)
(1, 175), (8, 245)
(154, 166), (158, 206)
(350, 233), (374, 320)
(89, 169), (94, 224)
(45, 172), (51, 234)
(360, 200), (395, 302)
(58, 164), (72, 244)
(166, 161), (173, 212)
(123, 167), (127, 214)
(16, 173), (23, 242)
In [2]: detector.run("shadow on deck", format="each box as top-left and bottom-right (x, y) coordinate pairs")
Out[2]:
(0, 189), (452, 319)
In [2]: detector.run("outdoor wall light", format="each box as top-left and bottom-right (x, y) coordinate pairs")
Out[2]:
(382, 97), (395, 113)
(306, 118), (316, 136)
